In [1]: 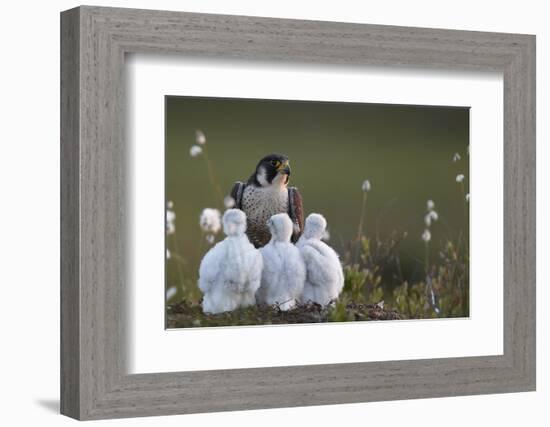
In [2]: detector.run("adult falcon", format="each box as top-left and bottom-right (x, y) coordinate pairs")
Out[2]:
(230, 154), (304, 248)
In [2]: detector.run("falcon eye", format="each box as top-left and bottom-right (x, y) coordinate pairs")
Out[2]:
(271, 160), (280, 167)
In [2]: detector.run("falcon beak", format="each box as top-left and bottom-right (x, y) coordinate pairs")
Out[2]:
(277, 162), (291, 176)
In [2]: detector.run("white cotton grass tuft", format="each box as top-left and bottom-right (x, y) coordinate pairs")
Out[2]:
(166, 286), (177, 301)
(421, 229), (431, 242)
(452, 152), (461, 162)
(424, 214), (430, 227)
(424, 213), (432, 227)
(224, 196), (236, 209)
(361, 180), (371, 192)
(424, 209), (438, 227)
(190, 145), (203, 157)
(195, 129), (206, 145)
(427, 200), (435, 211)
(456, 174), (465, 183)
(199, 208), (222, 234)
(166, 249), (171, 259)
(465, 193), (470, 202)
(205, 234), (215, 245)
(422, 200), (438, 241)
(166, 203), (176, 235)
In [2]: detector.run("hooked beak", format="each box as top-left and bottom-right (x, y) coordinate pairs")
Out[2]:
(277, 161), (291, 176)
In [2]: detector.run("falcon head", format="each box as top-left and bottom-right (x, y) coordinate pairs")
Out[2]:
(267, 213), (293, 242)
(249, 154), (291, 188)
(303, 213), (327, 240)
(222, 209), (247, 236)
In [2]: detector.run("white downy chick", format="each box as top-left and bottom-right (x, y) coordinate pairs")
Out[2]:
(257, 213), (305, 311)
(198, 209), (263, 314)
(297, 213), (344, 305)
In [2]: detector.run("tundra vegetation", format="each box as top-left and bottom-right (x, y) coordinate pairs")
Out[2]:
(165, 127), (469, 328)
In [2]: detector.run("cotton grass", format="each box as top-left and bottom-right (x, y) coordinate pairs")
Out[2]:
(199, 208), (222, 234)
(190, 145), (202, 157)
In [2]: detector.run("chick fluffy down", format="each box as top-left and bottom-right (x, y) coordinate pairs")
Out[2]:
(199, 209), (263, 314)
(297, 213), (344, 305)
(256, 213), (306, 311)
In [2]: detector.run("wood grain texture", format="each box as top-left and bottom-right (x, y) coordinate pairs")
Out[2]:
(60, 6), (536, 420)
(60, 7), (80, 419)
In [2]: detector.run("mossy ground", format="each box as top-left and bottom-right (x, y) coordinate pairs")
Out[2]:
(166, 300), (401, 328)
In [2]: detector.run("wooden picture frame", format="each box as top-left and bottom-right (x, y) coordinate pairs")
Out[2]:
(60, 5), (536, 420)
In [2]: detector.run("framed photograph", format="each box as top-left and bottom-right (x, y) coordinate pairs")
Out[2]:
(164, 96), (469, 328)
(61, 6), (536, 420)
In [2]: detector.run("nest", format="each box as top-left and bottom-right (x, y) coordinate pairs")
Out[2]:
(166, 300), (401, 328)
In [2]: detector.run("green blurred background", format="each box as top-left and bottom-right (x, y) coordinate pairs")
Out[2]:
(165, 96), (469, 302)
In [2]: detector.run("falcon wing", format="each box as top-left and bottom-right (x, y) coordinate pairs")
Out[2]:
(230, 181), (246, 209)
(288, 186), (304, 243)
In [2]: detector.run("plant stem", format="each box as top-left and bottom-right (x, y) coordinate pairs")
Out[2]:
(424, 241), (430, 277)
(171, 232), (186, 296)
(202, 146), (224, 207)
(355, 192), (368, 263)
(195, 231), (205, 278)
(459, 181), (469, 257)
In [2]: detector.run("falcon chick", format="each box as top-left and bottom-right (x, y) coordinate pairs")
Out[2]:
(230, 154), (304, 248)
(256, 213), (306, 311)
(198, 209), (263, 314)
(297, 213), (344, 305)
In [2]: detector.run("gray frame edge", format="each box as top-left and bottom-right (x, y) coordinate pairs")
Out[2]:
(60, 5), (536, 420)
(60, 7), (81, 419)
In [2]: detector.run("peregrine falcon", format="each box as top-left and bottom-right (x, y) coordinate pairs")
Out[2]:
(230, 154), (304, 248)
